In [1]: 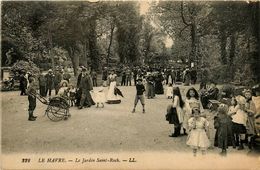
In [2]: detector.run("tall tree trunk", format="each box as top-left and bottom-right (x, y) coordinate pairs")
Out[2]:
(107, 22), (115, 66)
(48, 26), (55, 70)
(88, 18), (99, 71)
(190, 21), (196, 67)
(220, 26), (228, 64)
(82, 40), (88, 67)
(68, 47), (79, 77)
(229, 32), (236, 78)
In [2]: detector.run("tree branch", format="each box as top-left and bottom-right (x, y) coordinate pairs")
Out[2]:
(179, 25), (190, 37)
(180, 1), (192, 26)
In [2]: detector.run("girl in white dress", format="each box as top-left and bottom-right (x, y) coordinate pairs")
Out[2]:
(186, 108), (210, 156)
(166, 83), (173, 99)
(183, 87), (204, 135)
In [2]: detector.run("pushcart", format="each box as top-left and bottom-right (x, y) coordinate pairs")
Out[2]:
(29, 92), (71, 121)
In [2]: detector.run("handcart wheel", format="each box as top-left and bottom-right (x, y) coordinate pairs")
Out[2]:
(46, 106), (65, 122)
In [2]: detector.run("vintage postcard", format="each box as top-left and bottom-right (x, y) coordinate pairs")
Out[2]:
(1, 0), (260, 169)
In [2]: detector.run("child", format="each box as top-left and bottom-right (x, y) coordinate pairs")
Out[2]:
(166, 83), (173, 99)
(26, 77), (37, 121)
(214, 104), (233, 156)
(132, 79), (145, 113)
(227, 97), (240, 148)
(58, 80), (69, 99)
(183, 87), (204, 135)
(186, 108), (210, 156)
(168, 87), (185, 137)
(95, 86), (106, 108)
(229, 95), (248, 150)
(69, 84), (76, 107)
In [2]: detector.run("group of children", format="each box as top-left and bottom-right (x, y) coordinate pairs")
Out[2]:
(166, 84), (257, 156)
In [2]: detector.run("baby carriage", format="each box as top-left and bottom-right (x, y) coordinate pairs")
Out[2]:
(28, 92), (71, 121)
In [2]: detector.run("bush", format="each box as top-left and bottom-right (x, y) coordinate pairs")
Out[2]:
(11, 60), (40, 76)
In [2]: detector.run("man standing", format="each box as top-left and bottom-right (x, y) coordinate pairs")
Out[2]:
(19, 72), (27, 96)
(126, 68), (132, 86)
(102, 67), (108, 87)
(45, 69), (54, 96)
(121, 68), (126, 86)
(91, 69), (98, 87)
(78, 68), (95, 109)
(54, 69), (62, 95)
(38, 70), (47, 97)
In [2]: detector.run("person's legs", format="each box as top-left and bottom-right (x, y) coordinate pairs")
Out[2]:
(79, 91), (87, 109)
(55, 85), (59, 95)
(140, 95), (145, 113)
(193, 148), (197, 157)
(48, 88), (52, 96)
(28, 97), (37, 121)
(238, 134), (245, 150)
(132, 95), (139, 113)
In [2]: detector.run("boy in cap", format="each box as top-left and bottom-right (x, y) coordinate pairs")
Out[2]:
(132, 78), (146, 113)
(27, 77), (37, 121)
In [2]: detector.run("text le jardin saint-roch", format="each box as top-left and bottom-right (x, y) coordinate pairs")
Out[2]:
(38, 157), (137, 163)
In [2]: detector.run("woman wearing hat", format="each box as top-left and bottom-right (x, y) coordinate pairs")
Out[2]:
(107, 70), (121, 104)
(243, 89), (257, 149)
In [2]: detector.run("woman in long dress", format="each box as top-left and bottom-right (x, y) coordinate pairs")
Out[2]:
(107, 70), (121, 104)
(154, 72), (164, 95)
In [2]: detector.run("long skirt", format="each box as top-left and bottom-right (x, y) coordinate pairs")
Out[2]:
(107, 81), (121, 104)
(155, 81), (164, 94)
(146, 83), (155, 98)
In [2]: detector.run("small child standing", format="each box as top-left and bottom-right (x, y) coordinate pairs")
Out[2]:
(214, 104), (233, 156)
(186, 108), (210, 156)
(229, 96), (248, 150)
(95, 86), (106, 108)
(132, 79), (146, 113)
(69, 84), (76, 106)
(27, 77), (37, 121)
(166, 83), (173, 99)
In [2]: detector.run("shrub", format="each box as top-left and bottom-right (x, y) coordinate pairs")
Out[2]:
(11, 60), (40, 76)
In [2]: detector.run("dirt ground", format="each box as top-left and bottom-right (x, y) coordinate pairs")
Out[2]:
(1, 84), (253, 156)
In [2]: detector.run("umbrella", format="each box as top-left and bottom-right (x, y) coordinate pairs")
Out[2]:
(114, 87), (124, 97)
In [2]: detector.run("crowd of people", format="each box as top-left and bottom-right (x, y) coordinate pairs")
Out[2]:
(19, 64), (259, 156)
(166, 84), (259, 156)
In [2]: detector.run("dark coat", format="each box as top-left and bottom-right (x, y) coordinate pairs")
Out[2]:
(38, 75), (47, 86)
(214, 114), (233, 148)
(54, 72), (62, 86)
(79, 74), (93, 91)
(166, 106), (180, 126)
(45, 73), (54, 89)
(19, 75), (27, 89)
(77, 73), (82, 88)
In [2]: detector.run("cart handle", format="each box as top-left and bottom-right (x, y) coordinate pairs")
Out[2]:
(28, 91), (49, 105)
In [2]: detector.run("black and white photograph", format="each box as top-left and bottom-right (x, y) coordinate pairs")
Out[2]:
(1, 0), (260, 169)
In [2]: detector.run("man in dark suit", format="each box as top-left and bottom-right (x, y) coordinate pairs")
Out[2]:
(45, 69), (54, 96)
(38, 70), (47, 97)
(78, 68), (95, 109)
(19, 72), (27, 95)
